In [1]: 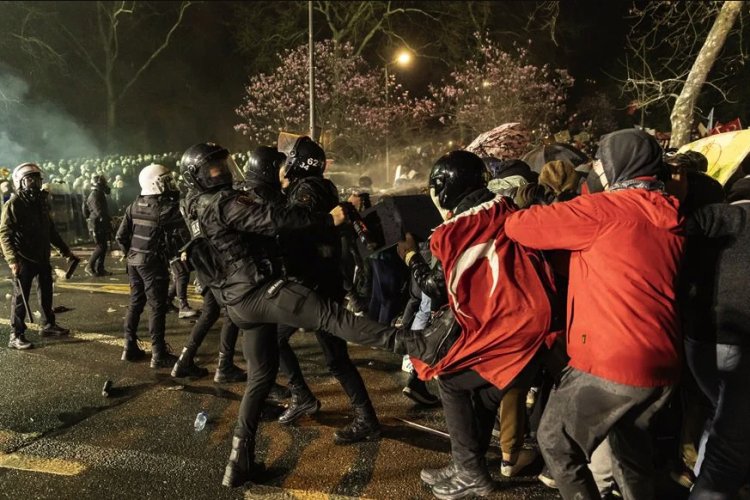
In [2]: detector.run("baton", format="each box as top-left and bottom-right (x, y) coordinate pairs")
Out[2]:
(15, 276), (34, 324)
(65, 256), (81, 280)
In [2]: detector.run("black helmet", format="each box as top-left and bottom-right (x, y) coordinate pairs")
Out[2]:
(283, 136), (326, 180)
(429, 150), (488, 211)
(181, 142), (240, 192)
(245, 146), (286, 188)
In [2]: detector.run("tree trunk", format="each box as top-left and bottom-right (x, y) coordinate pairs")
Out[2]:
(670, 1), (742, 148)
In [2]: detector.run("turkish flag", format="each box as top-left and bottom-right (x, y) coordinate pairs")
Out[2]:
(411, 196), (556, 389)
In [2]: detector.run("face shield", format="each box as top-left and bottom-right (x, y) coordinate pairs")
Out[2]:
(202, 155), (244, 190)
(21, 173), (43, 192)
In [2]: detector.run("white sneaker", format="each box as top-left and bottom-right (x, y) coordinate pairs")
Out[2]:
(500, 448), (538, 477)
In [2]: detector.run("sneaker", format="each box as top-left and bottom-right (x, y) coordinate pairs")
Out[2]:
(178, 306), (199, 319)
(84, 266), (96, 277)
(670, 466), (696, 489)
(8, 334), (33, 350)
(500, 448), (538, 477)
(402, 376), (440, 406)
(538, 467), (557, 489)
(421, 463), (457, 486)
(431, 469), (494, 500)
(40, 324), (70, 337)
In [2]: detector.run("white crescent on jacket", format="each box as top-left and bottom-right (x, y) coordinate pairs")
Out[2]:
(448, 239), (501, 318)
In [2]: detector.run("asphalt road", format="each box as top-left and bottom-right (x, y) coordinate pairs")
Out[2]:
(0, 250), (680, 500)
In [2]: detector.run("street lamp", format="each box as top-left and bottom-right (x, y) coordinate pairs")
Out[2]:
(385, 50), (412, 185)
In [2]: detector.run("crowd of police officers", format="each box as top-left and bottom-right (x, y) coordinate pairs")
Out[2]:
(0, 137), (422, 491)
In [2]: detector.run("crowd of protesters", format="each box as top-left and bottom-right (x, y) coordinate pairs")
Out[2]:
(2, 127), (749, 500)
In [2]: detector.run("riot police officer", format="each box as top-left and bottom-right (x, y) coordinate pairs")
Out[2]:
(178, 143), (398, 489)
(115, 164), (182, 367)
(84, 174), (112, 276)
(273, 137), (380, 443)
(0, 163), (78, 349)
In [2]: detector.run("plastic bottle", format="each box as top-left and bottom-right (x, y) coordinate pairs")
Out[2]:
(194, 411), (208, 431)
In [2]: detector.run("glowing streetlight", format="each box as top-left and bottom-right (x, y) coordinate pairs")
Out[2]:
(385, 50), (413, 184)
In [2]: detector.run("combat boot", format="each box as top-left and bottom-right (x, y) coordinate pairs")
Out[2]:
(278, 386), (320, 425)
(121, 340), (146, 361)
(150, 342), (178, 369)
(222, 435), (255, 488)
(214, 352), (247, 383)
(333, 404), (381, 444)
(8, 333), (33, 350)
(265, 382), (291, 404)
(171, 346), (208, 378)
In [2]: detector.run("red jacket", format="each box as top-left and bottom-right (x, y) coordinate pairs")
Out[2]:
(412, 196), (555, 389)
(505, 189), (685, 387)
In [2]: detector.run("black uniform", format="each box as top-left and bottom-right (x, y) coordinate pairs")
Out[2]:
(276, 176), (378, 429)
(171, 192), (245, 383)
(116, 194), (184, 356)
(0, 190), (73, 337)
(85, 185), (111, 275)
(188, 185), (395, 486)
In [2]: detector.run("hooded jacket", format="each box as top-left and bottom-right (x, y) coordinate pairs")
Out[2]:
(410, 188), (557, 389)
(506, 129), (685, 387)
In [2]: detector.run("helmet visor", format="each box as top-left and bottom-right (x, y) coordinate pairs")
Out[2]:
(203, 155), (244, 189)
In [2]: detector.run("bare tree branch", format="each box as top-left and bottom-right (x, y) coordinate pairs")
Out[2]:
(117, 1), (191, 103)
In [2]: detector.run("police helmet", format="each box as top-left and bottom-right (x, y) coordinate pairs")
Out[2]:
(245, 146), (286, 188)
(283, 136), (325, 180)
(12, 163), (43, 191)
(180, 143), (242, 192)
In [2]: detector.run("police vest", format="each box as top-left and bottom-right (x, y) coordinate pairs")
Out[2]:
(127, 196), (165, 265)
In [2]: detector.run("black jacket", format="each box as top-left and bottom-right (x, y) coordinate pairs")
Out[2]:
(190, 186), (334, 306)
(279, 176), (344, 299)
(0, 191), (71, 265)
(86, 186), (111, 234)
(407, 188), (496, 309)
(687, 200), (750, 345)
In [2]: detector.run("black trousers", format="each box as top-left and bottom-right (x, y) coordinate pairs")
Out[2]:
(438, 358), (539, 474)
(278, 324), (372, 408)
(89, 229), (108, 273)
(123, 264), (169, 345)
(185, 288), (239, 355)
(225, 279), (394, 441)
(11, 260), (55, 333)
(168, 261), (190, 305)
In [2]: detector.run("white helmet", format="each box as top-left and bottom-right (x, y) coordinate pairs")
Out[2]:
(12, 163), (43, 191)
(139, 163), (174, 195)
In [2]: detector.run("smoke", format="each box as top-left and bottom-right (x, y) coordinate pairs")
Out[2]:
(0, 67), (100, 169)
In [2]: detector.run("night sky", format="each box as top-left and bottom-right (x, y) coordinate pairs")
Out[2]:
(0, 0), (744, 160)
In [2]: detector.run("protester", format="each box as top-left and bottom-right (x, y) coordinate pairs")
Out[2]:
(685, 175), (750, 500)
(505, 129), (685, 500)
(397, 150), (557, 499)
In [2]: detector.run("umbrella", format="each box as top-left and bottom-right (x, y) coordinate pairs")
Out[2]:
(465, 123), (531, 160)
(521, 143), (589, 173)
